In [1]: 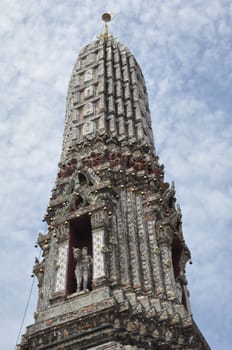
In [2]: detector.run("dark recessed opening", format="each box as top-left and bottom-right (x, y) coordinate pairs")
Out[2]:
(172, 237), (187, 308)
(78, 173), (88, 185)
(75, 196), (84, 209)
(171, 237), (183, 279)
(66, 214), (92, 295)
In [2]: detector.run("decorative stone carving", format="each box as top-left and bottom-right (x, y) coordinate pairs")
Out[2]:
(33, 258), (45, 288)
(84, 69), (93, 82)
(56, 225), (69, 242)
(83, 120), (94, 135)
(37, 232), (51, 255)
(84, 85), (94, 98)
(83, 102), (94, 116)
(54, 243), (68, 292)
(92, 228), (105, 279)
(163, 181), (175, 207)
(91, 210), (105, 229)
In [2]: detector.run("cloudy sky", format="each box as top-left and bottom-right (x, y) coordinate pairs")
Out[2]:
(0, 1), (231, 349)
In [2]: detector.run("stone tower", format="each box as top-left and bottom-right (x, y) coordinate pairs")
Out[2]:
(19, 16), (210, 350)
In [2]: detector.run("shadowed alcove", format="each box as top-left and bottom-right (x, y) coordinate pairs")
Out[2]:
(171, 236), (187, 308)
(66, 214), (92, 295)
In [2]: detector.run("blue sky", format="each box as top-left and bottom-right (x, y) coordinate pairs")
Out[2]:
(0, 1), (232, 349)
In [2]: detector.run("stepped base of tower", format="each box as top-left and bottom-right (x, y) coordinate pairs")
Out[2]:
(18, 287), (210, 349)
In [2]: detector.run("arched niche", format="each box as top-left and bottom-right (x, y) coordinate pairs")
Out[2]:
(75, 195), (84, 210)
(78, 172), (88, 186)
(78, 171), (93, 186)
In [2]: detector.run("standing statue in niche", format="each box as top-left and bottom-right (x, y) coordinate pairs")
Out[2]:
(73, 246), (92, 292)
(176, 272), (188, 303)
(73, 247), (82, 292)
(81, 247), (92, 290)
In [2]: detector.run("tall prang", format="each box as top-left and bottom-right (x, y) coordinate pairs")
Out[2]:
(19, 14), (210, 350)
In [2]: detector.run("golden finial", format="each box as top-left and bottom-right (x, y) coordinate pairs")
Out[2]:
(102, 13), (112, 40)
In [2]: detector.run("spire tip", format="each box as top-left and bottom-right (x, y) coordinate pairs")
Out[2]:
(102, 13), (112, 23)
(101, 13), (112, 40)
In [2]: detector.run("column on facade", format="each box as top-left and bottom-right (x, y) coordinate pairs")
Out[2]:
(126, 190), (142, 291)
(135, 195), (153, 292)
(146, 215), (165, 297)
(108, 212), (119, 285)
(117, 189), (131, 288)
(91, 209), (108, 288)
(157, 226), (178, 300)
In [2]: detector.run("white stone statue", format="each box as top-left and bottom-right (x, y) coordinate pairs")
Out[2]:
(176, 273), (188, 303)
(81, 247), (92, 291)
(73, 246), (92, 292)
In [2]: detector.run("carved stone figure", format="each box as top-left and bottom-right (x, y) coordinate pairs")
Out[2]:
(66, 172), (80, 194)
(73, 248), (82, 292)
(73, 246), (92, 292)
(33, 258), (45, 288)
(176, 272), (188, 286)
(58, 162), (75, 178)
(176, 279), (183, 303)
(81, 247), (92, 291)
(176, 273), (188, 303)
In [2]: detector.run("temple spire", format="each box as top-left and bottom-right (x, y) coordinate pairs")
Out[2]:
(18, 16), (211, 350)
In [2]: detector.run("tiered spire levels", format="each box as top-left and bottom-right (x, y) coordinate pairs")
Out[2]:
(61, 29), (154, 163)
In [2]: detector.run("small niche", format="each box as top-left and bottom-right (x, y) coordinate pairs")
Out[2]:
(66, 214), (92, 295)
(78, 172), (88, 186)
(75, 195), (84, 209)
(172, 236), (187, 308)
(171, 236), (183, 279)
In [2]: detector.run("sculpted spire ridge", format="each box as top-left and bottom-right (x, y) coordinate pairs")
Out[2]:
(61, 32), (154, 163)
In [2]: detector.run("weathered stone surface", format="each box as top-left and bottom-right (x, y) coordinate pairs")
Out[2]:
(18, 33), (210, 350)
